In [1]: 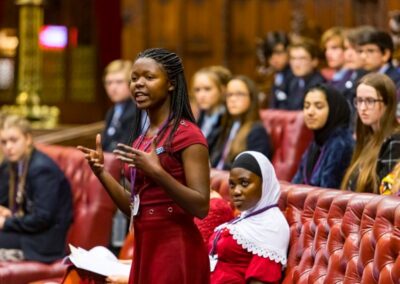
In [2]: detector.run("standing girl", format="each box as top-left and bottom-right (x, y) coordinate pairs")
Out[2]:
(341, 73), (400, 192)
(79, 48), (210, 284)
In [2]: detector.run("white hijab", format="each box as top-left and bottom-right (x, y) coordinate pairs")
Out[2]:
(218, 151), (290, 266)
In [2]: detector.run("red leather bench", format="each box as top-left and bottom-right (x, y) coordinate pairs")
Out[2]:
(259, 109), (312, 181)
(120, 170), (400, 283)
(211, 170), (400, 283)
(0, 144), (121, 284)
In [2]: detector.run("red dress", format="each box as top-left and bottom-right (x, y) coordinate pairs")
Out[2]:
(209, 228), (282, 284)
(128, 120), (210, 284)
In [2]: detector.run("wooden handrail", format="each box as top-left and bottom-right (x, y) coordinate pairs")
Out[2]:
(34, 121), (105, 144)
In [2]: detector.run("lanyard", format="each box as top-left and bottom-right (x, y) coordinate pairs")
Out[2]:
(303, 144), (326, 185)
(129, 118), (171, 200)
(210, 203), (278, 256)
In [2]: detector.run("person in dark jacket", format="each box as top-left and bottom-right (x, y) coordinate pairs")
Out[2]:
(211, 75), (272, 170)
(0, 114), (72, 263)
(260, 31), (295, 109)
(292, 84), (354, 188)
(358, 29), (400, 89)
(341, 27), (370, 119)
(275, 38), (325, 110)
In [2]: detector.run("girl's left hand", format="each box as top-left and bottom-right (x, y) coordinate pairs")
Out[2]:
(113, 142), (163, 177)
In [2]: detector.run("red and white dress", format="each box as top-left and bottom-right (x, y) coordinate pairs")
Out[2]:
(208, 151), (290, 284)
(208, 228), (282, 284)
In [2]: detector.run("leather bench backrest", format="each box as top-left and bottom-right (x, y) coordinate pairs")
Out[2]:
(37, 144), (121, 249)
(259, 110), (312, 181)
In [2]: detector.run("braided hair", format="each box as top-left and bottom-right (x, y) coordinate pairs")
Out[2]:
(129, 48), (195, 151)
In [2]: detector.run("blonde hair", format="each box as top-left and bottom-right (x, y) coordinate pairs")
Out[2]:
(191, 65), (232, 99)
(321, 26), (345, 49)
(0, 114), (32, 136)
(341, 73), (400, 193)
(103, 59), (133, 82)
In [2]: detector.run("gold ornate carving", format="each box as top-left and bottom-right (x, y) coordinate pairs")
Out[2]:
(1, 0), (59, 129)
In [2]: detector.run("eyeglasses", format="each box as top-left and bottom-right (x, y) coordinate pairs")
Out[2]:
(353, 97), (384, 108)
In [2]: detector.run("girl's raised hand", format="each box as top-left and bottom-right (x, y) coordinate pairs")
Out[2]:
(77, 134), (105, 175)
(114, 141), (162, 177)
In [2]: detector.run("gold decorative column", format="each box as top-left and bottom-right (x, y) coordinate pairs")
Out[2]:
(15, 0), (43, 120)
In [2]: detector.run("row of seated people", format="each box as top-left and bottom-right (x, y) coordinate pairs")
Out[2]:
(194, 64), (400, 194)
(260, 26), (400, 114)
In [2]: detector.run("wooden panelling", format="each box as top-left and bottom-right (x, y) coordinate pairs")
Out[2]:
(388, 0), (400, 11)
(258, 0), (292, 33)
(147, 0), (183, 52)
(121, 0), (146, 61)
(227, 0), (259, 77)
(182, 0), (227, 81)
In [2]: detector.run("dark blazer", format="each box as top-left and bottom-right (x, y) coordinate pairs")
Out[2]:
(270, 65), (295, 109)
(384, 64), (400, 89)
(292, 127), (354, 189)
(210, 122), (273, 170)
(274, 71), (326, 110)
(102, 99), (136, 152)
(197, 110), (224, 156)
(340, 69), (367, 104)
(0, 149), (73, 263)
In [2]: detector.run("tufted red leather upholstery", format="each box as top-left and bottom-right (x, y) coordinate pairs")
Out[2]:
(209, 170), (400, 283)
(0, 144), (121, 284)
(259, 110), (312, 181)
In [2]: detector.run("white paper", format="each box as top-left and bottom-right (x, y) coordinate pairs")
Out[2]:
(68, 244), (131, 277)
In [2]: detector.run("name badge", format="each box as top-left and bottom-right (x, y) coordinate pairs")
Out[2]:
(129, 194), (140, 232)
(209, 254), (218, 272)
(156, 146), (165, 155)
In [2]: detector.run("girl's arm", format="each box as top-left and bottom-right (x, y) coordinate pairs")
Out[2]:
(78, 134), (131, 216)
(115, 142), (210, 218)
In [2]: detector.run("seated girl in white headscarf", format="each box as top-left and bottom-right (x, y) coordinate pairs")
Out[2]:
(208, 151), (290, 284)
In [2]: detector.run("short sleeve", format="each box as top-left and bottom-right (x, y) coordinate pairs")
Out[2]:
(245, 255), (282, 283)
(171, 120), (208, 152)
